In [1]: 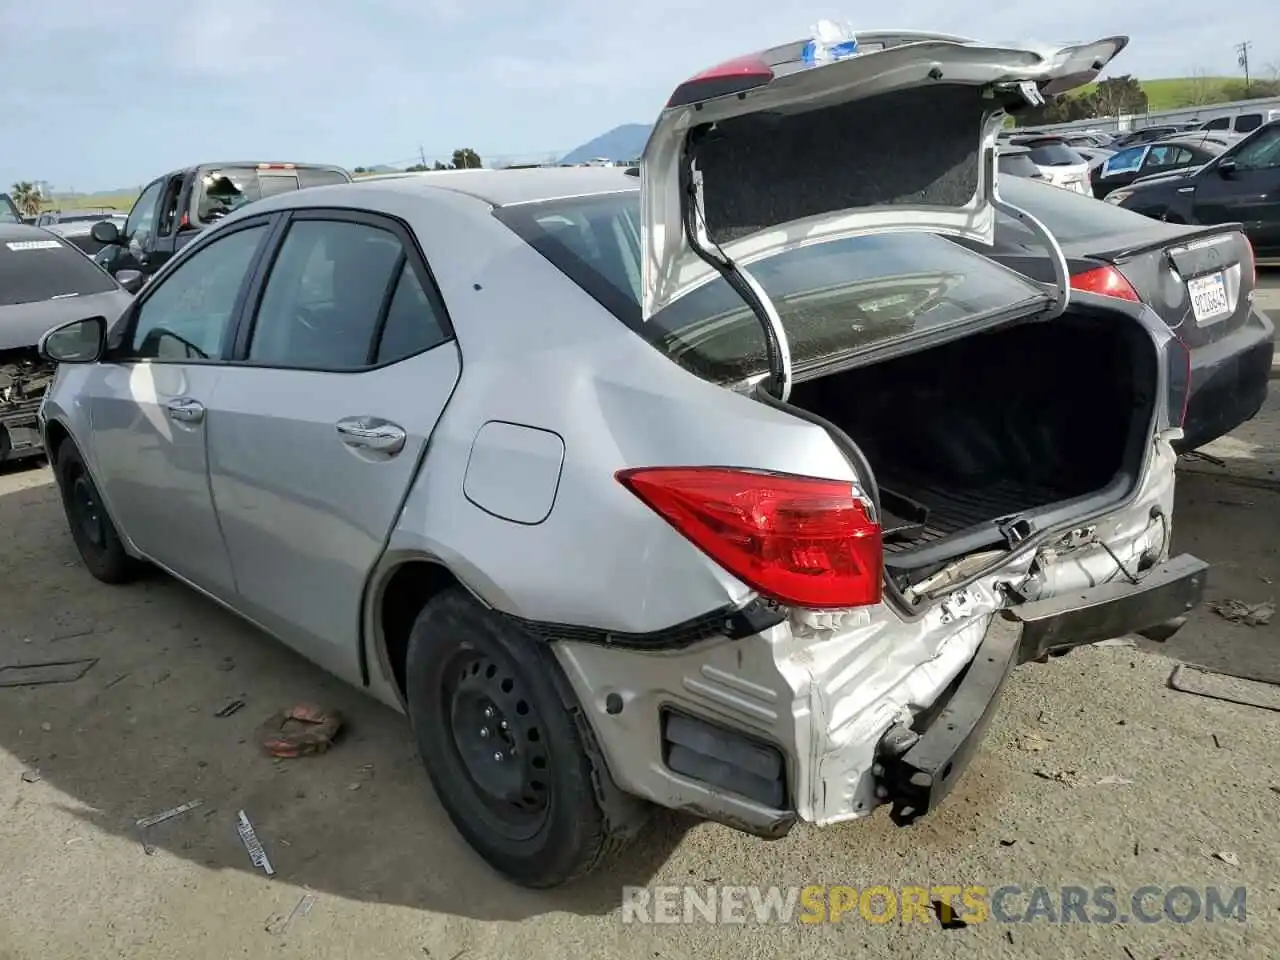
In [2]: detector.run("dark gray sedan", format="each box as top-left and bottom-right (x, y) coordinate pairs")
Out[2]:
(0, 223), (133, 464)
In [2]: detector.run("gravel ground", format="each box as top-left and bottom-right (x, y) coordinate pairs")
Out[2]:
(0, 304), (1277, 960)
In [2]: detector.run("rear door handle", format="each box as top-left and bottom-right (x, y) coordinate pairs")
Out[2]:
(166, 397), (205, 423)
(335, 417), (406, 455)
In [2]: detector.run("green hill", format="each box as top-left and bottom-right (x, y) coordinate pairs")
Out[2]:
(1075, 76), (1241, 112)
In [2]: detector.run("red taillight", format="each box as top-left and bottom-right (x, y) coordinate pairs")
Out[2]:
(616, 467), (883, 609)
(1242, 236), (1257, 286)
(1070, 265), (1141, 302)
(666, 55), (774, 108)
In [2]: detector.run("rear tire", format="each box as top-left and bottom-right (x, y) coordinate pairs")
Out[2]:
(54, 442), (141, 584)
(404, 587), (627, 888)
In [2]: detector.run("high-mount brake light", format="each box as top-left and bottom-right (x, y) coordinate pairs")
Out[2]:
(1070, 264), (1141, 302)
(257, 163), (297, 170)
(616, 467), (883, 609)
(665, 54), (775, 108)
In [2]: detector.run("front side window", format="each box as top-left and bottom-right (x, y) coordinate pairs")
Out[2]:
(126, 179), (165, 244)
(128, 225), (266, 360)
(1231, 127), (1280, 171)
(247, 218), (447, 370)
(1206, 117), (1231, 131)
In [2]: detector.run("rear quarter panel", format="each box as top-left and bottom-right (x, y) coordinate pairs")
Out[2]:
(364, 187), (860, 635)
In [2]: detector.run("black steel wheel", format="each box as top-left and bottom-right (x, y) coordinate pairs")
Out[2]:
(404, 587), (632, 888)
(54, 441), (140, 584)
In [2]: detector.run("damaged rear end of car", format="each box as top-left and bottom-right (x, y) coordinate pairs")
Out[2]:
(516, 32), (1210, 845)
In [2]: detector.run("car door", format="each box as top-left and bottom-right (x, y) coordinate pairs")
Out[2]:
(204, 209), (461, 681)
(1191, 125), (1280, 253)
(82, 217), (275, 598)
(116, 177), (165, 274)
(147, 173), (187, 270)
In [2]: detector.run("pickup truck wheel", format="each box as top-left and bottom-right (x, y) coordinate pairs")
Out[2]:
(404, 587), (624, 888)
(54, 442), (140, 584)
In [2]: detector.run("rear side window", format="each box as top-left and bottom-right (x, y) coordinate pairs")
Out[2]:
(0, 235), (117, 305)
(1234, 114), (1263, 134)
(247, 218), (447, 370)
(497, 194), (1046, 383)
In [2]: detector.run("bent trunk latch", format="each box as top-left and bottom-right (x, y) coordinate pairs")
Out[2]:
(679, 145), (795, 403)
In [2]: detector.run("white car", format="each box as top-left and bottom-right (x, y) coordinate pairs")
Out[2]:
(1008, 135), (1092, 195)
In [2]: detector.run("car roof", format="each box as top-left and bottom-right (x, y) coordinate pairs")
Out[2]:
(307, 167), (639, 207)
(1153, 136), (1224, 150)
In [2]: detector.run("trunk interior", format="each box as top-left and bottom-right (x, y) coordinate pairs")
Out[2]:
(787, 309), (1159, 576)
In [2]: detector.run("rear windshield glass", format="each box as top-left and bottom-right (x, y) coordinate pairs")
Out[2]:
(1023, 142), (1085, 166)
(994, 175), (1158, 246)
(0, 235), (116, 305)
(497, 194), (1045, 383)
(0, 197), (19, 224)
(194, 167), (349, 224)
(997, 152), (1044, 179)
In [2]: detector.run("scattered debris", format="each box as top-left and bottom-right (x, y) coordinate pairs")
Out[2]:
(1213, 851), (1240, 867)
(1269, 786), (1280, 796)
(135, 799), (204, 855)
(1004, 930), (1014, 944)
(998, 838), (1017, 847)
(347, 782), (362, 792)
(1168, 663), (1280, 713)
(216, 658), (236, 672)
(20, 770), (41, 784)
(0, 657), (99, 688)
(257, 704), (343, 758)
(49, 626), (95, 642)
(1033, 768), (1082, 786)
(1212, 498), (1254, 507)
(1209, 598), (1274, 626)
(214, 699), (246, 719)
(104, 673), (130, 689)
(151, 670), (172, 686)
(1123, 947), (1138, 960)
(930, 900), (968, 929)
(39, 722), (52, 732)
(1183, 450), (1226, 467)
(237, 810), (275, 876)
(1097, 775), (1134, 785)
(265, 892), (316, 935)
(1019, 732), (1051, 752)
(1211, 733), (1222, 749)
(1092, 637), (1138, 648)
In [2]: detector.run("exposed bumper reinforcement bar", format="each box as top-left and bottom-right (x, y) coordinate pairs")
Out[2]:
(877, 553), (1208, 826)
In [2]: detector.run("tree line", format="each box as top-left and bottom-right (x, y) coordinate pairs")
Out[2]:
(1017, 73), (1280, 126)
(354, 148), (483, 175)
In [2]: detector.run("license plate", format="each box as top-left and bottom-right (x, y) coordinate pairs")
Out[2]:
(1187, 272), (1230, 323)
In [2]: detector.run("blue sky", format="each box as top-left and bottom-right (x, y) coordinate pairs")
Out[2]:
(1, 0), (1274, 192)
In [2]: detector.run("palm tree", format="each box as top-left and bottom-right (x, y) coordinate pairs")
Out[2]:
(10, 181), (43, 217)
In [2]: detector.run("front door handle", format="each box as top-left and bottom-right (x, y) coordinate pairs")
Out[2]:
(335, 417), (406, 455)
(166, 397), (205, 423)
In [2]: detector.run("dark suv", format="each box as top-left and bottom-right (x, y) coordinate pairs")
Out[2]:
(92, 162), (351, 290)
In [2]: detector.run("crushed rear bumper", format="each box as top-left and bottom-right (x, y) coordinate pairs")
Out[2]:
(876, 553), (1207, 826)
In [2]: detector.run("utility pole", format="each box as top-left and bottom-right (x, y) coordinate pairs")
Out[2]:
(418, 145), (427, 168)
(1236, 41), (1252, 95)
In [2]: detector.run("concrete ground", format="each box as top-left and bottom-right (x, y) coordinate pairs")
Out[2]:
(0, 280), (1277, 960)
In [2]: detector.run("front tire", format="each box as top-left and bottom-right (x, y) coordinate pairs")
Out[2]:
(404, 587), (627, 888)
(54, 442), (141, 584)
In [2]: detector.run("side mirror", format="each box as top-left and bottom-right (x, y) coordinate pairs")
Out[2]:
(1217, 158), (1237, 178)
(116, 269), (145, 294)
(39, 316), (107, 364)
(90, 219), (121, 245)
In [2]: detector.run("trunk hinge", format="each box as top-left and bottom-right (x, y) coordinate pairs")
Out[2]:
(678, 154), (794, 402)
(984, 114), (1071, 320)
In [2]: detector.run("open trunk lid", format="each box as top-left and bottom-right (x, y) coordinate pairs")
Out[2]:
(638, 30), (1128, 396)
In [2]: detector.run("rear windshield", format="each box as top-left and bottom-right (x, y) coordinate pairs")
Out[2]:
(997, 152), (1044, 179)
(194, 166), (349, 224)
(994, 175), (1159, 246)
(497, 194), (1046, 383)
(0, 235), (117, 306)
(1022, 142), (1086, 166)
(0, 196), (19, 224)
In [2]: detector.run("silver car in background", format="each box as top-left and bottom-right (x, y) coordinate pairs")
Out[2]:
(37, 31), (1207, 888)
